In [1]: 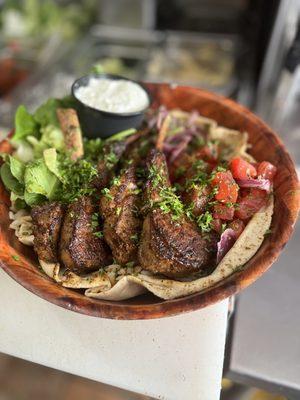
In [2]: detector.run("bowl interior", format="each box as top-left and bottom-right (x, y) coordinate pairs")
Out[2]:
(0, 83), (299, 319)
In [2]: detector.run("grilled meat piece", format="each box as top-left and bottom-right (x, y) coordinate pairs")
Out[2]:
(100, 166), (141, 265)
(138, 149), (217, 278)
(182, 186), (210, 217)
(94, 141), (128, 190)
(31, 202), (64, 263)
(59, 196), (112, 274)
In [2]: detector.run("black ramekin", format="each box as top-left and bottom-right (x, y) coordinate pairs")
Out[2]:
(71, 73), (151, 139)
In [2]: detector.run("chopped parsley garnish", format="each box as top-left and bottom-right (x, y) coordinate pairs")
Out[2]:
(94, 231), (104, 238)
(12, 255), (20, 261)
(59, 157), (98, 203)
(91, 213), (99, 229)
(157, 186), (184, 220)
(101, 187), (113, 200)
(111, 176), (121, 186)
(125, 261), (135, 268)
(91, 212), (103, 238)
(83, 138), (103, 162)
(116, 206), (122, 216)
(130, 233), (139, 243)
(104, 151), (118, 167)
(196, 211), (213, 232)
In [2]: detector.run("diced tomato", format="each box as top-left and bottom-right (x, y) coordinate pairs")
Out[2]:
(257, 161), (277, 181)
(211, 218), (222, 233)
(235, 188), (268, 220)
(228, 219), (245, 238)
(211, 171), (239, 203)
(230, 157), (257, 180)
(213, 203), (235, 220)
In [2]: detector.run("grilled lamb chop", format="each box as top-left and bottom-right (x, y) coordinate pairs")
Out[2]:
(138, 149), (217, 278)
(100, 165), (141, 265)
(59, 196), (112, 274)
(31, 202), (64, 263)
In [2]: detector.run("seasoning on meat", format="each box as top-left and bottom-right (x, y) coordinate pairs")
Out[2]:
(31, 202), (65, 263)
(138, 149), (217, 278)
(100, 165), (141, 265)
(59, 196), (112, 274)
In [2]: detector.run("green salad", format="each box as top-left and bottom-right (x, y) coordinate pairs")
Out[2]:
(0, 97), (133, 210)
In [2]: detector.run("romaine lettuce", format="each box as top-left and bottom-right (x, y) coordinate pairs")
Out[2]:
(24, 159), (60, 200)
(43, 148), (62, 180)
(0, 163), (24, 196)
(8, 156), (25, 183)
(12, 105), (39, 142)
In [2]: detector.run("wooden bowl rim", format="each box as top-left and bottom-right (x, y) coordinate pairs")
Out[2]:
(0, 83), (299, 320)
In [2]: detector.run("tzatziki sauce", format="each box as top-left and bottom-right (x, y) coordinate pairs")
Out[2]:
(75, 77), (149, 113)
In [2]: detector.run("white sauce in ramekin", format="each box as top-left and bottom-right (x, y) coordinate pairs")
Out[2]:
(75, 77), (149, 113)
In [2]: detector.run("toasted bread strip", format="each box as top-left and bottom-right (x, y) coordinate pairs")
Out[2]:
(56, 108), (83, 160)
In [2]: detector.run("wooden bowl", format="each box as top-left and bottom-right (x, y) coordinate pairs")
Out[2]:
(0, 83), (299, 319)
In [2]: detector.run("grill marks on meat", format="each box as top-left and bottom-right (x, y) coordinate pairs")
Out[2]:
(100, 166), (141, 265)
(138, 149), (217, 278)
(59, 196), (112, 274)
(31, 202), (65, 263)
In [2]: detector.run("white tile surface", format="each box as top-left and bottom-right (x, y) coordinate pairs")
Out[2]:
(0, 268), (228, 400)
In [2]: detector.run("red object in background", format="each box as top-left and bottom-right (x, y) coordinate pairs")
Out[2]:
(0, 58), (29, 96)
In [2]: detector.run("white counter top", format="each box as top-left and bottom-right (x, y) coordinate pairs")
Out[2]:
(0, 268), (228, 400)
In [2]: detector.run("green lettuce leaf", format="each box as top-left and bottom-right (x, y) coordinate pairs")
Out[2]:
(43, 148), (62, 180)
(24, 190), (46, 207)
(0, 163), (24, 196)
(9, 156), (25, 183)
(24, 159), (60, 200)
(26, 125), (64, 158)
(40, 125), (64, 151)
(10, 192), (27, 210)
(13, 140), (35, 163)
(34, 98), (60, 127)
(12, 105), (39, 142)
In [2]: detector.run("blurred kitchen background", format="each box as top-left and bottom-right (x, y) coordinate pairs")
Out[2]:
(0, 0), (299, 399)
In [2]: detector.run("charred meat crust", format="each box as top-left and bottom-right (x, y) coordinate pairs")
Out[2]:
(100, 166), (141, 265)
(31, 202), (65, 263)
(139, 210), (216, 278)
(138, 149), (217, 278)
(59, 196), (112, 275)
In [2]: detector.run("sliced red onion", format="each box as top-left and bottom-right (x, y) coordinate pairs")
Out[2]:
(165, 130), (192, 144)
(235, 178), (271, 192)
(163, 143), (178, 153)
(217, 228), (237, 264)
(169, 136), (192, 162)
